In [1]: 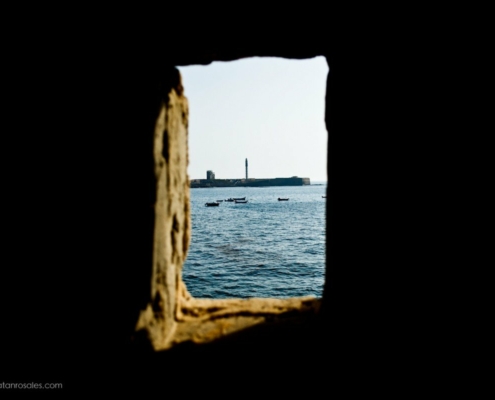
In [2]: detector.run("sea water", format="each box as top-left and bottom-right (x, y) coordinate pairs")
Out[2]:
(182, 183), (326, 299)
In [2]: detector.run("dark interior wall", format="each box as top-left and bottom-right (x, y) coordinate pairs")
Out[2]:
(2, 13), (443, 392)
(2, 26), (334, 383)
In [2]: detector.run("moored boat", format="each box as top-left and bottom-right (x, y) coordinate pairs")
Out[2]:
(278, 198), (289, 201)
(205, 202), (220, 207)
(234, 199), (248, 203)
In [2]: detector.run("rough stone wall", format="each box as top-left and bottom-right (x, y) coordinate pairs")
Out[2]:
(136, 72), (191, 348)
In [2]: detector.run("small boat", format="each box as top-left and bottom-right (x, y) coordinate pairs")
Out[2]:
(216, 200), (224, 202)
(234, 199), (248, 203)
(322, 196), (327, 198)
(205, 202), (220, 207)
(225, 198), (235, 202)
(233, 197), (246, 201)
(278, 198), (289, 201)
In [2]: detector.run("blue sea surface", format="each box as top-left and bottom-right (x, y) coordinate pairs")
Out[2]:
(182, 183), (327, 299)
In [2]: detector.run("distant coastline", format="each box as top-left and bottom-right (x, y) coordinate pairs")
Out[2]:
(190, 176), (310, 188)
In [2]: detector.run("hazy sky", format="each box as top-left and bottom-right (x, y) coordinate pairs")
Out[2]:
(177, 56), (329, 183)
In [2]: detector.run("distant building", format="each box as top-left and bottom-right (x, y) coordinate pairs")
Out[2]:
(189, 163), (309, 188)
(191, 176), (310, 188)
(206, 170), (215, 180)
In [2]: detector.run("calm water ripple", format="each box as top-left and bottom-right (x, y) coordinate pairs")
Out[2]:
(182, 184), (327, 299)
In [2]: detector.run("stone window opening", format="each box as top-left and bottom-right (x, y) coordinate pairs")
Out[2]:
(134, 55), (330, 352)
